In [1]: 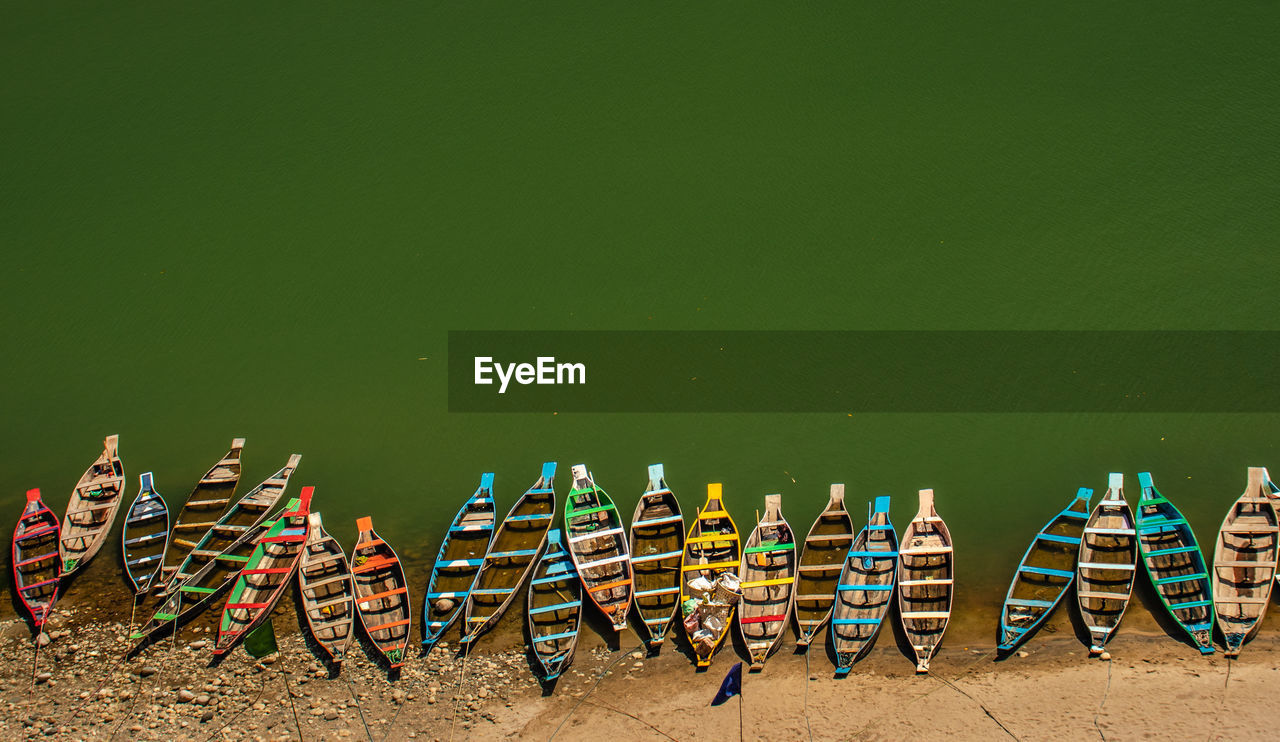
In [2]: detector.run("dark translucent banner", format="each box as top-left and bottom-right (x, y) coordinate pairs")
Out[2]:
(447, 331), (1280, 413)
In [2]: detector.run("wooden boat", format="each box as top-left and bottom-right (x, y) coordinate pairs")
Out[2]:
(461, 462), (557, 645)
(213, 488), (313, 656)
(831, 496), (898, 676)
(793, 484), (854, 648)
(897, 488), (954, 673)
(422, 473), (497, 649)
(297, 511), (355, 665)
(12, 489), (62, 630)
(160, 454), (300, 597)
(564, 465), (633, 632)
(1212, 467), (1278, 657)
(737, 494), (796, 671)
(679, 483), (740, 668)
(998, 488), (1091, 653)
(1135, 472), (1214, 654)
(60, 435), (126, 576)
(122, 472), (171, 594)
(526, 528), (582, 681)
(351, 516), (411, 669)
(158, 438), (245, 589)
(628, 464), (685, 648)
(1076, 473), (1136, 655)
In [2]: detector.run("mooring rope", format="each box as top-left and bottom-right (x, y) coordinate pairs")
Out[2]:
(1091, 658), (1113, 741)
(548, 642), (646, 741)
(204, 669), (269, 742)
(346, 676), (375, 742)
(447, 649), (472, 742)
(803, 649), (814, 742)
(849, 646), (1002, 739)
(583, 698), (682, 742)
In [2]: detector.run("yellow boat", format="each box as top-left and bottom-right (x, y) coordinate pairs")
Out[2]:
(680, 483), (740, 668)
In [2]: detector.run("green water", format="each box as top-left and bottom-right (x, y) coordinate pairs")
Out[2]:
(2, 3), (1278, 613)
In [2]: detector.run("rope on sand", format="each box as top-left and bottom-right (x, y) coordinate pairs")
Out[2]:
(850, 646), (1006, 740)
(447, 650), (472, 742)
(345, 677), (375, 742)
(802, 649), (814, 742)
(583, 697), (682, 742)
(548, 642), (646, 741)
(1092, 659), (1113, 741)
(204, 669), (269, 742)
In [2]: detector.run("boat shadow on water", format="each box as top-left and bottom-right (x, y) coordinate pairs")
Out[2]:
(1131, 571), (1214, 654)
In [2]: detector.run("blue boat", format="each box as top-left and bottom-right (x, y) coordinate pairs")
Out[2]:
(121, 472), (171, 594)
(421, 473), (497, 649)
(1135, 472), (1214, 654)
(526, 529), (582, 681)
(830, 495), (898, 676)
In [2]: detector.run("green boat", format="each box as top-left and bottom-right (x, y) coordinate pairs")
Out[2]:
(1135, 472), (1214, 654)
(564, 465), (633, 633)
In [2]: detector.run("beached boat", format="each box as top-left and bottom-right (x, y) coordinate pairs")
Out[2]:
(628, 464), (685, 649)
(737, 494), (796, 671)
(297, 511), (355, 665)
(1212, 467), (1278, 657)
(12, 489), (62, 631)
(1135, 472), (1214, 654)
(897, 489), (954, 673)
(998, 487), (1091, 653)
(213, 488), (313, 656)
(831, 496), (898, 676)
(1076, 474), (1136, 655)
(527, 528), (582, 681)
(793, 484), (854, 648)
(564, 465), (633, 633)
(60, 435), (126, 576)
(422, 473), (497, 650)
(462, 462), (557, 644)
(159, 439), (246, 589)
(680, 483), (741, 668)
(352, 516), (411, 669)
(122, 472), (170, 594)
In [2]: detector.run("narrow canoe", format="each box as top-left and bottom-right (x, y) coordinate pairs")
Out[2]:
(831, 496), (898, 676)
(12, 489), (62, 631)
(122, 472), (171, 594)
(564, 465), (633, 633)
(793, 484), (854, 648)
(1135, 472), (1214, 654)
(1212, 467), (1278, 657)
(159, 439), (246, 590)
(214, 488), (314, 656)
(680, 483), (741, 668)
(998, 487), (1091, 653)
(351, 516), (412, 669)
(898, 488), (954, 673)
(737, 494), (797, 671)
(527, 528), (582, 681)
(422, 473), (497, 649)
(1076, 473), (1136, 655)
(60, 435), (126, 576)
(628, 464), (685, 649)
(461, 462), (557, 644)
(297, 511), (355, 665)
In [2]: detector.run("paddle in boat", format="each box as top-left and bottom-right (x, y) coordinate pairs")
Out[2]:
(564, 465), (633, 633)
(898, 488), (954, 673)
(1076, 473), (1137, 656)
(628, 464), (684, 649)
(122, 472), (171, 594)
(737, 494), (797, 671)
(526, 528), (583, 682)
(158, 438), (245, 590)
(60, 435), (126, 576)
(1212, 467), (1278, 657)
(680, 483), (741, 668)
(12, 489), (62, 632)
(793, 484), (854, 649)
(351, 516), (412, 669)
(422, 473), (497, 650)
(1135, 472), (1214, 654)
(297, 510), (356, 666)
(831, 496), (898, 676)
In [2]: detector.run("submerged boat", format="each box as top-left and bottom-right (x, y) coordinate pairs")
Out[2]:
(422, 473), (497, 649)
(526, 529), (582, 681)
(680, 483), (740, 668)
(12, 489), (62, 631)
(737, 494), (796, 671)
(793, 484), (854, 648)
(897, 489), (954, 673)
(122, 472), (171, 594)
(60, 435), (126, 576)
(831, 496), (898, 676)
(628, 464), (684, 649)
(1212, 467), (1278, 657)
(998, 488), (1091, 653)
(352, 516), (411, 669)
(1136, 472), (1214, 654)
(158, 438), (245, 589)
(564, 465), (633, 633)
(1076, 473), (1136, 655)
(297, 511), (355, 665)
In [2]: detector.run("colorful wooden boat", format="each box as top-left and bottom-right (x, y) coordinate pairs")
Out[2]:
(60, 435), (126, 576)
(1212, 467), (1278, 657)
(12, 489), (62, 631)
(737, 494), (796, 671)
(1135, 472), (1214, 654)
(213, 488), (313, 656)
(793, 484), (854, 648)
(297, 511), (355, 665)
(564, 465), (633, 633)
(352, 516), (411, 669)
(897, 488), (954, 673)
(831, 496), (898, 676)
(158, 438), (245, 589)
(679, 483), (740, 668)
(461, 462), (556, 645)
(122, 472), (170, 594)
(422, 473), (497, 649)
(628, 464), (685, 648)
(997, 487), (1091, 653)
(1076, 473), (1136, 655)
(526, 528), (582, 681)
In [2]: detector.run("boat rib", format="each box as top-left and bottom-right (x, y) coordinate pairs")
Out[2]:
(898, 488), (954, 673)
(628, 464), (685, 649)
(423, 473), (497, 649)
(1136, 472), (1214, 654)
(793, 484), (854, 648)
(60, 435), (126, 576)
(831, 496), (898, 676)
(1076, 473), (1136, 655)
(1212, 466), (1278, 657)
(737, 494), (796, 671)
(564, 465), (633, 633)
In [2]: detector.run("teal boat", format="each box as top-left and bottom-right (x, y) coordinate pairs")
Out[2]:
(830, 496), (897, 676)
(526, 529), (582, 681)
(422, 473), (497, 649)
(1136, 472), (1214, 654)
